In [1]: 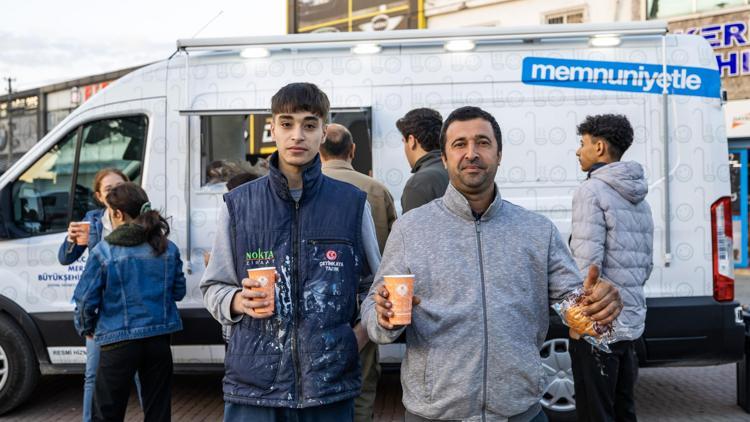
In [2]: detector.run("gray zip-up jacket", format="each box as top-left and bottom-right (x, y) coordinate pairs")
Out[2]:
(570, 161), (654, 340)
(362, 183), (581, 421)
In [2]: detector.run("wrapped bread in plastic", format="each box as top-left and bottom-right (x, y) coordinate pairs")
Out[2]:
(565, 302), (598, 337)
(552, 287), (616, 352)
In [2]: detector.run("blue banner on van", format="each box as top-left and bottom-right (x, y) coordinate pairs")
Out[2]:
(521, 57), (721, 99)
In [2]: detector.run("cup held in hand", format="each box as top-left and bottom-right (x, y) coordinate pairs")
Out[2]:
(247, 267), (276, 314)
(74, 222), (91, 246)
(383, 275), (415, 325)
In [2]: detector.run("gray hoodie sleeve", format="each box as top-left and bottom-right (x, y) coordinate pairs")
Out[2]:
(548, 224), (583, 302)
(359, 201), (382, 303)
(199, 203), (243, 326)
(569, 185), (606, 273)
(361, 219), (407, 344)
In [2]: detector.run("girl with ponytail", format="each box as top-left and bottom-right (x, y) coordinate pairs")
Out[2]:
(57, 168), (143, 422)
(73, 182), (185, 422)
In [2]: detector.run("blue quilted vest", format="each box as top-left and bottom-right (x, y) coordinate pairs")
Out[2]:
(222, 152), (367, 408)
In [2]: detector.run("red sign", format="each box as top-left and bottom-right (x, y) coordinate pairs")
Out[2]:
(82, 81), (110, 102)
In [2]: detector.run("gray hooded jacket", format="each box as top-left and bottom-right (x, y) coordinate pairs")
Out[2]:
(570, 161), (654, 340)
(362, 183), (581, 421)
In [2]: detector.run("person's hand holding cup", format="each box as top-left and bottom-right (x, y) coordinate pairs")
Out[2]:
(67, 221), (91, 245)
(375, 275), (420, 330)
(232, 267), (276, 319)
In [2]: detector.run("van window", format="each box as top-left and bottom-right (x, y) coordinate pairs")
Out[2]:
(199, 109), (372, 188)
(9, 130), (79, 236)
(200, 114), (274, 188)
(69, 116), (147, 221)
(6, 115), (147, 238)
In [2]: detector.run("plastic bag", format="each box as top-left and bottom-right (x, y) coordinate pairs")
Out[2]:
(552, 287), (617, 353)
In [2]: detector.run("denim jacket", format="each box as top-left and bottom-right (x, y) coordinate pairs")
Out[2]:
(58, 208), (105, 265)
(73, 223), (186, 345)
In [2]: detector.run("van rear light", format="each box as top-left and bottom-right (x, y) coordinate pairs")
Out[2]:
(711, 196), (734, 302)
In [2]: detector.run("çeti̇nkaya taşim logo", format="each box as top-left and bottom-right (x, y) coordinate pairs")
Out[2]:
(521, 57), (721, 99)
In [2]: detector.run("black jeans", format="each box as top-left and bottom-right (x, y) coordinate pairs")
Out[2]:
(570, 337), (639, 422)
(92, 335), (173, 422)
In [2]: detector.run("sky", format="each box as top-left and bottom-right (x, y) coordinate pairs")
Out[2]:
(0, 0), (287, 91)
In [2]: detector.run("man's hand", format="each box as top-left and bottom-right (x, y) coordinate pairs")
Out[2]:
(231, 278), (273, 319)
(581, 265), (622, 326)
(353, 323), (368, 352)
(374, 284), (420, 330)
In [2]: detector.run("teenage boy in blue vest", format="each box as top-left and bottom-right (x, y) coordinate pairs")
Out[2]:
(201, 82), (381, 421)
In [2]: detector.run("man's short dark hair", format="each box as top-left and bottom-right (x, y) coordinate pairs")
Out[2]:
(396, 108), (443, 152)
(320, 126), (354, 160)
(271, 82), (330, 120)
(439, 106), (502, 154)
(576, 114), (633, 160)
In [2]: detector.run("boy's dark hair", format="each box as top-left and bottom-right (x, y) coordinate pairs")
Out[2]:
(106, 182), (170, 255)
(271, 82), (330, 120)
(576, 114), (634, 160)
(320, 126), (354, 160)
(396, 108), (443, 152)
(226, 172), (259, 191)
(439, 106), (502, 154)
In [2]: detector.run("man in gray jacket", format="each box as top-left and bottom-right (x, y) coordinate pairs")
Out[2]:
(396, 108), (449, 213)
(362, 106), (623, 422)
(570, 114), (654, 422)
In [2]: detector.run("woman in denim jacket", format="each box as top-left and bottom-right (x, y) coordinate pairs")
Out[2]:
(58, 168), (128, 265)
(73, 182), (185, 422)
(57, 168), (144, 422)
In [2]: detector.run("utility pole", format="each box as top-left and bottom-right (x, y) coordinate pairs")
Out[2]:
(3, 77), (15, 169)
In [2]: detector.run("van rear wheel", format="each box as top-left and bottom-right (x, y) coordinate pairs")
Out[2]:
(0, 314), (39, 415)
(540, 338), (577, 422)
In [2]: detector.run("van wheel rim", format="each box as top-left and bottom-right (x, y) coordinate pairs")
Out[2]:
(0, 345), (7, 391)
(539, 338), (576, 413)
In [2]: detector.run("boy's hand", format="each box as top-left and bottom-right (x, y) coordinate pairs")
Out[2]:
(231, 278), (273, 319)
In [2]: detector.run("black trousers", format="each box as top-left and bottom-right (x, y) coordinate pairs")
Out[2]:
(570, 337), (639, 422)
(92, 335), (173, 422)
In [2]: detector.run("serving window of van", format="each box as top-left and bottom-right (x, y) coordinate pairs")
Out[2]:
(199, 108), (373, 190)
(0, 115), (147, 239)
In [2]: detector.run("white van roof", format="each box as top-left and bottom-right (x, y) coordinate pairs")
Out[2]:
(176, 21), (668, 52)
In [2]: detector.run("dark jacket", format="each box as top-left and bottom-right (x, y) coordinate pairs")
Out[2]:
(73, 224), (186, 345)
(401, 150), (449, 213)
(57, 208), (105, 265)
(222, 152), (367, 408)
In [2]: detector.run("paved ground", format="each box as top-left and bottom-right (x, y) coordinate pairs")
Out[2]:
(1, 364), (749, 421)
(3, 274), (750, 421)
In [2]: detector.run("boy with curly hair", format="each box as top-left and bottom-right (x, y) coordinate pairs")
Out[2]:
(570, 114), (654, 422)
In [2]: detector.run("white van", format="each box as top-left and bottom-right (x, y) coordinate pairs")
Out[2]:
(0, 22), (743, 418)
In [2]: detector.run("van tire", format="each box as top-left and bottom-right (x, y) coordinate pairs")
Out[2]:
(0, 314), (40, 415)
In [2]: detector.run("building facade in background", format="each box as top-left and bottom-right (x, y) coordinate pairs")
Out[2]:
(0, 68), (138, 174)
(661, 2), (750, 268)
(424, 0), (642, 27)
(288, 0), (425, 33)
